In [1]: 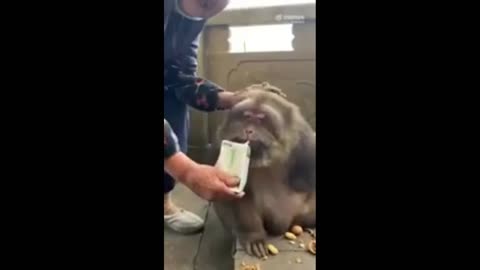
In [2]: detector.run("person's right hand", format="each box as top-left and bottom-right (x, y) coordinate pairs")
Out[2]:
(181, 163), (245, 201)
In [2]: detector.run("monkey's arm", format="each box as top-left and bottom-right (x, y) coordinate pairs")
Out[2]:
(221, 200), (269, 258)
(287, 131), (316, 192)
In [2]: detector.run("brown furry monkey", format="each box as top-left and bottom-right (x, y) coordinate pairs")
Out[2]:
(213, 82), (316, 258)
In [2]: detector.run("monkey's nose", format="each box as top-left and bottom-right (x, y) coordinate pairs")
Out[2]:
(245, 129), (253, 135)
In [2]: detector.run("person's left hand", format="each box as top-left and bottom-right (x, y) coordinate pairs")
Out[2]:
(217, 91), (244, 109)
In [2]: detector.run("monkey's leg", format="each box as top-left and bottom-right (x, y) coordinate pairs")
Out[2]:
(237, 217), (268, 258)
(293, 193), (316, 228)
(214, 201), (268, 258)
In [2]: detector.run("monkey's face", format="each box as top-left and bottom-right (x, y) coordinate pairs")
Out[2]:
(218, 91), (295, 167)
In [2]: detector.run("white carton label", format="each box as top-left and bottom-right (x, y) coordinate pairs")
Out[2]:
(215, 140), (251, 192)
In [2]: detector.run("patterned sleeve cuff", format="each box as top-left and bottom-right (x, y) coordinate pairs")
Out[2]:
(164, 119), (180, 159)
(172, 73), (224, 112)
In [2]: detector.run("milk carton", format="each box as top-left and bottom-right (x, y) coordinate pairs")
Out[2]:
(215, 140), (251, 192)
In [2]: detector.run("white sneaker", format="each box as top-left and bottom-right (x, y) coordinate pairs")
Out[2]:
(164, 209), (205, 234)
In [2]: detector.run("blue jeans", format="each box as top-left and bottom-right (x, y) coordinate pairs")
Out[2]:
(164, 91), (189, 193)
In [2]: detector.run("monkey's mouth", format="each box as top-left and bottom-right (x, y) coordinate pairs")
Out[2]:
(229, 137), (266, 155)
(230, 137), (265, 149)
(230, 137), (249, 144)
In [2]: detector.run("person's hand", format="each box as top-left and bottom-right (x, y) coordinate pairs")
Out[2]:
(218, 91), (245, 109)
(181, 163), (245, 201)
(164, 150), (245, 201)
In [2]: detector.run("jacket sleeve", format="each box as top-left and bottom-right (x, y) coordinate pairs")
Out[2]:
(165, 41), (227, 112)
(179, 36), (201, 76)
(164, 119), (180, 159)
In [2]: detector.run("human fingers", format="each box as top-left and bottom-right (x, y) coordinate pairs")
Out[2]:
(215, 184), (245, 200)
(214, 168), (240, 188)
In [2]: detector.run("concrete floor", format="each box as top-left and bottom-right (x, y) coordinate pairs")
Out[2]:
(164, 184), (316, 270)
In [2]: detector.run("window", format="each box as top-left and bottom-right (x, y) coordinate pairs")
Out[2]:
(225, 0), (316, 10)
(228, 24), (294, 53)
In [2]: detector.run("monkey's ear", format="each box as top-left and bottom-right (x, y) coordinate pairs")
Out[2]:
(269, 87), (287, 99)
(261, 82), (288, 99)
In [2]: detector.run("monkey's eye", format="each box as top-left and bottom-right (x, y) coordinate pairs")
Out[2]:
(244, 111), (265, 121)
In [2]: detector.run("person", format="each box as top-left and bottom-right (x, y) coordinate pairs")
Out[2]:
(164, 0), (239, 234)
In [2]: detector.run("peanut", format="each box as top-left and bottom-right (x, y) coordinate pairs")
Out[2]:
(291, 225), (303, 235)
(267, 244), (279, 255)
(241, 264), (261, 270)
(308, 240), (316, 255)
(285, 232), (297, 240)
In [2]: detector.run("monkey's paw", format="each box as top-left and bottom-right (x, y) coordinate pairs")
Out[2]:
(239, 235), (268, 258)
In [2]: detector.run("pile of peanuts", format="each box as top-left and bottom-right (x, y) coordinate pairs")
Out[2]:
(281, 225), (316, 256)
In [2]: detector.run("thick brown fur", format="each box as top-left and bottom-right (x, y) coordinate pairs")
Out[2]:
(213, 82), (316, 258)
